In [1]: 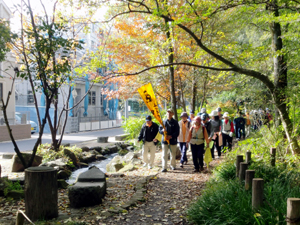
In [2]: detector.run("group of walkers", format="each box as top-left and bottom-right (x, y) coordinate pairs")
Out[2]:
(137, 107), (272, 173)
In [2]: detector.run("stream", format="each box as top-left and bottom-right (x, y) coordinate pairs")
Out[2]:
(67, 153), (118, 184)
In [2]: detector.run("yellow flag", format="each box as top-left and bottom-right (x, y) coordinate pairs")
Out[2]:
(137, 83), (163, 125)
(137, 83), (169, 144)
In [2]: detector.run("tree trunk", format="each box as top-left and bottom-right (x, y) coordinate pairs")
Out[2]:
(270, 2), (300, 154)
(178, 73), (186, 112)
(165, 20), (177, 120)
(25, 166), (58, 221)
(191, 72), (197, 112)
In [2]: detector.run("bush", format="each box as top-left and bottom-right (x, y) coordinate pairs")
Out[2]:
(213, 161), (236, 181)
(4, 180), (22, 196)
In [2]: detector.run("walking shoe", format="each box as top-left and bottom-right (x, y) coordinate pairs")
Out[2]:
(200, 167), (204, 172)
(161, 169), (167, 172)
(171, 166), (176, 170)
(217, 156), (220, 159)
(193, 169), (200, 172)
(143, 163), (147, 167)
(180, 164), (183, 168)
(148, 165), (152, 169)
(185, 160), (188, 165)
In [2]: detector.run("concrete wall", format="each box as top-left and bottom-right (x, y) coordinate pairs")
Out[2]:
(0, 124), (31, 142)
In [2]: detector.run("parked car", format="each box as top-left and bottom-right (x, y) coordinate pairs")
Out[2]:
(15, 112), (37, 134)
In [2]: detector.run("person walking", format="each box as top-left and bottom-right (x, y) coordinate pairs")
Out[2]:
(178, 112), (191, 168)
(221, 112), (234, 152)
(186, 116), (210, 172)
(159, 109), (180, 172)
(209, 110), (222, 159)
(234, 112), (246, 140)
(217, 107), (223, 119)
(137, 115), (159, 169)
(188, 110), (195, 122)
(245, 112), (251, 137)
(201, 113), (211, 137)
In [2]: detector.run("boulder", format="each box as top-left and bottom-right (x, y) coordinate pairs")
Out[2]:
(89, 150), (99, 156)
(115, 134), (130, 141)
(68, 167), (106, 208)
(130, 158), (142, 165)
(118, 164), (135, 173)
(97, 137), (108, 143)
(118, 149), (128, 156)
(78, 162), (89, 168)
(106, 156), (124, 173)
(64, 149), (78, 167)
(80, 152), (97, 163)
(96, 155), (107, 160)
(11, 153), (43, 172)
(123, 152), (136, 163)
(57, 179), (69, 189)
(57, 170), (71, 180)
(42, 158), (68, 170)
(77, 166), (106, 182)
(107, 145), (119, 154)
(81, 146), (90, 152)
(127, 146), (135, 151)
(90, 146), (102, 153)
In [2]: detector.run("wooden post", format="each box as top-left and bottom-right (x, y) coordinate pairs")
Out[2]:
(25, 167), (58, 221)
(246, 151), (251, 164)
(252, 178), (264, 209)
(287, 198), (300, 225)
(245, 170), (255, 190)
(239, 162), (248, 181)
(15, 211), (24, 225)
(236, 155), (243, 177)
(270, 147), (276, 166)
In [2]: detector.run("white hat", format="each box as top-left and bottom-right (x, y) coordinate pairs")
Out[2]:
(223, 112), (229, 117)
(209, 110), (218, 117)
(200, 108), (206, 113)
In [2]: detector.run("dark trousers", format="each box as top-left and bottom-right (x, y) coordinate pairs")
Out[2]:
(211, 135), (221, 158)
(179, 142), (188, 164)
(222, 133), (233, 152)
(238, 127), (245, 139)
(191, 143), (204, 170)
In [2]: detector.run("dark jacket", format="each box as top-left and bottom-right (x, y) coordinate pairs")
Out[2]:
(159, 118), (180, 145)
(234, 117), (246, 128)
(138, 122), (159, 144)
(202, 121), (212, 137)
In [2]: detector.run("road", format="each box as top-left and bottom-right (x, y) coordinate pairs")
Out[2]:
(0, 127), (124, 153)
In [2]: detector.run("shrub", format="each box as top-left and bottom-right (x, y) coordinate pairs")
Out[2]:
(4, 180), (23, 196)
(213, 161), (236, 181)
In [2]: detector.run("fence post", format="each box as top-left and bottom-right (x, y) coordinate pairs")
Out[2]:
(252, 178), (264, 209)
(236, 155), (244, 177)
(287, 198), (300, 225)
(239, 162), (248, 181)
(246, 151), (251, 164)
(270, 147), (276, 167)
(245, 170), (255, 190)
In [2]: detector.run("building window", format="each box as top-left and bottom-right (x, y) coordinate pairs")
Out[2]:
(0, 83), (3, 102)
(27, 90), (34, 104)
(88, 91), (96, 105)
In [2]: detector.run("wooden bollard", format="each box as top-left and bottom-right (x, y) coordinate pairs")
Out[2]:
(252, 178), (264, 209)
(25, 167), (58, 221)
(239, 162), (248, 181)
(287, 198), (300, 225)
(270, 147), (276, 166)
(246, 151), (251, 164)
(245, 170), (255, 190)
(236, 155), (244, 177)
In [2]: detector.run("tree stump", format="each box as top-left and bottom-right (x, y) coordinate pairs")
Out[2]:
(236, 155), (243, 177)
(246, 151), (251, 164)
(25, 167), (58, 221)
(270, 147), (276, 167)
(245, 170), (255, 190)
(287, 198), (300, 225)
(252, 178), (264, 209)
(239, 162), (248, 181)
